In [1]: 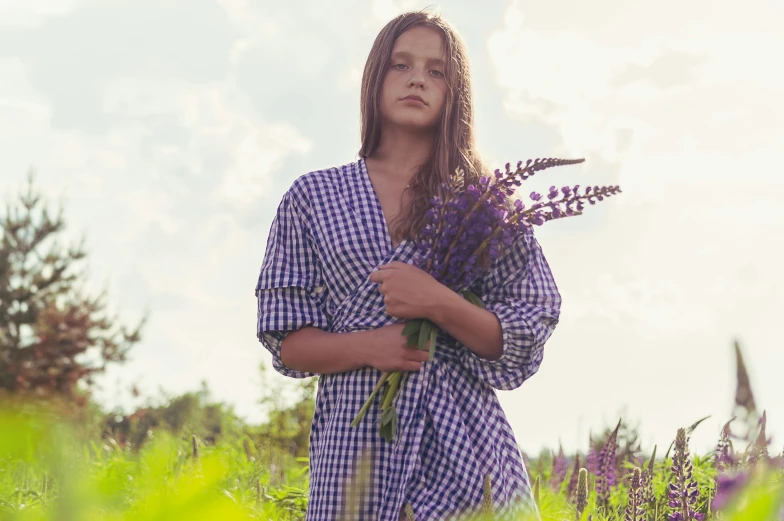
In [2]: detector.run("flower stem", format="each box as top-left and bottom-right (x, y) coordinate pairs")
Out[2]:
(381, 372), (403, 410)
(350, 371), (391, 427)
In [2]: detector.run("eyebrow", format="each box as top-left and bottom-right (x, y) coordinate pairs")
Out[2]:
(390, 51), (445, 67)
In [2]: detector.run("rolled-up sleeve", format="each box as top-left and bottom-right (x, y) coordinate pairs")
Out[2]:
(255, 186), (331, 379)
(458, 227), (561, 390)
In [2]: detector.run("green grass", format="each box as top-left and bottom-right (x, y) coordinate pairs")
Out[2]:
(1, 402), (781, 521)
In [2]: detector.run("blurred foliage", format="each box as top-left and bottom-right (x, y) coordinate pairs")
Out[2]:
(1, 342), (781, 520)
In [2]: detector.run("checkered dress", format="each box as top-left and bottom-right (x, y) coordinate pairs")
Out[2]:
(255, 158), (561, 521)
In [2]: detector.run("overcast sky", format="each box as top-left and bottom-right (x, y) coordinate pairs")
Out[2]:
(1, 0), (781, 457)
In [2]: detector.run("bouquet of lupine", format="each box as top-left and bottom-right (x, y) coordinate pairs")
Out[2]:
(350, 157), (622, 442)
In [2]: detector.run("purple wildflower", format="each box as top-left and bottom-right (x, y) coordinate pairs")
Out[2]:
(566, 454), (582, 501)
(667, 428), (704, 521)
(586, 433), (601, 476)
(626, 467), (646, 521)
(414, 157), (621, 293)
(596, 420), (621, 509)
(641, 445), (657, 506)
(551, 443), (569, 491)
(746, 409), (771, 465)
(714, 418), (736, 471)
(710, 470), (749, 511)
(732, 341), (759, 442)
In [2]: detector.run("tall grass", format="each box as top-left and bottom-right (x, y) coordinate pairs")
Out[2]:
(1, 342), (781, 521)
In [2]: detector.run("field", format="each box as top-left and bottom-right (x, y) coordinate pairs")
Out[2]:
(0, 343), (781, 521)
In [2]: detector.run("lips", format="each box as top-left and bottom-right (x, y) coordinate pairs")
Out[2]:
(402, 95), (426, 104)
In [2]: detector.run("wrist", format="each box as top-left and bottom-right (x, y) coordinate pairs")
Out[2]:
(428, 284), (460, 325)
(350, 329), (375, 368)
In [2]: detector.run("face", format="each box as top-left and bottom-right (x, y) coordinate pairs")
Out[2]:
(378, 25), (448, 134)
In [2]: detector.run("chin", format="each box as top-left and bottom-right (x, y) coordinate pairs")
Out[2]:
(387, 115), (439, 133)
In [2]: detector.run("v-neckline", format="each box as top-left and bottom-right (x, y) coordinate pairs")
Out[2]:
(359, 156), (408, 253)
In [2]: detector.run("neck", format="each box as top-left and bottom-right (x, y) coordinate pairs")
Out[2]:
(367, 126), (436, 183)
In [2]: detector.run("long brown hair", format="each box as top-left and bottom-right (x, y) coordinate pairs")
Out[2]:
(359, 10), (491, 246)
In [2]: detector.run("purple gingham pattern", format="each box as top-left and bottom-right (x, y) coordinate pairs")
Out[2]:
(255, 158), (561, 521)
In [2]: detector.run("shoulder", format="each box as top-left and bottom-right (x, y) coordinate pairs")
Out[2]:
(285, 159), (359, 209)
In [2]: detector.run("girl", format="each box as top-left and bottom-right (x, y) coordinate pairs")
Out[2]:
(255, 11), (561, 521)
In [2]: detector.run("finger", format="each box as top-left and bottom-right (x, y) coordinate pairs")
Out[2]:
(380, 261), (407, 270)
(404, 347), (430, 362)
(404, 361), (422, 371)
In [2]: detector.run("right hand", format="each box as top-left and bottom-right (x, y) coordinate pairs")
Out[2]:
(363, 323), (431, 373)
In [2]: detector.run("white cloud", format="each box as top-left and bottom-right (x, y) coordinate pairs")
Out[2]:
(98, 75), (314, 205)
(219, 123), (312, 207)
(0, 0), (84, 28)
(488, 0), (784, 181)
(121, 189), (180, 237)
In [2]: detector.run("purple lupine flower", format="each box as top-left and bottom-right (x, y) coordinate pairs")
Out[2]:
(732, 341), (759, 443)
(626, 467), (646, 521)
(566, 454), (582, 501)
(667, 428), (704, 521)
(586, 433), (601, 476)
(596, 420), (621, 508)
(746, 409), (771, 465)
(551, 443), (569, 491)
(710, 470), (749, 511)
(641, 445), (657, 507)
(414, 157), (621, 293)
(714, 418), (736, 472)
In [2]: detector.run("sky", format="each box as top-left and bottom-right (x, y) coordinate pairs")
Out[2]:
(0, 0), (782, 458)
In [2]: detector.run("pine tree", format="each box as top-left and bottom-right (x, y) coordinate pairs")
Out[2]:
(0, 170), (146, 405)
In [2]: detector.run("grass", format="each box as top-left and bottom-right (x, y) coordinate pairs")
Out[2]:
(1, 341), (782, 520)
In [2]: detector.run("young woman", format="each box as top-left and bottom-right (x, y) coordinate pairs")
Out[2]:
(255, 11), (561, 521)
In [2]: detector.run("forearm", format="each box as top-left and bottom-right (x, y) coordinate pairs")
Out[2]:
(429, 288), (504, 361)
(280, 326), (370, 375)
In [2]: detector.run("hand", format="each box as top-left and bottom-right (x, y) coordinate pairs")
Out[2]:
(368, 261), (449, 321)
(364, 323), (430, 373)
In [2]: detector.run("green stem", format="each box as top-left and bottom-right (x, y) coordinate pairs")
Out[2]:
(350, 371), (390, 427)
(381, 372), (402, 410)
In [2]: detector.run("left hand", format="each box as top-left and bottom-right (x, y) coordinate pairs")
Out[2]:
(368, 261), (449, 321)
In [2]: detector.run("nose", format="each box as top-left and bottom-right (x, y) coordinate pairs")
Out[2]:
(408, 69), (426, 88)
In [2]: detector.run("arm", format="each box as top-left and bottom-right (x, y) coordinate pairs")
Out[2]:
(433, 229), (561, 391)
(429, 288), (504, 361)
(279, 323), (430, 375)
(280, 327), (371, 375)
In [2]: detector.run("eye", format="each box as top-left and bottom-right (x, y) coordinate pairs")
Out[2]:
(430, 70), (444, 77)
(393, 63), (408, 70)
